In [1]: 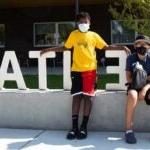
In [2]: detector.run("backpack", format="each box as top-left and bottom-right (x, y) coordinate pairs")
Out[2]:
(131, 60), (147, 90)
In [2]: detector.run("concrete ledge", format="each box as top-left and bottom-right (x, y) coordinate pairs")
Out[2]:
(0, 90), (150, 131)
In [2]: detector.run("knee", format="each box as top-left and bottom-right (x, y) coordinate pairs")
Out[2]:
(128, 90), (138, 102)
(139, 91), (146, 101)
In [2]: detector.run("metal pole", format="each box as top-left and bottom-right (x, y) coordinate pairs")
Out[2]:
(75, 0), (79, 15)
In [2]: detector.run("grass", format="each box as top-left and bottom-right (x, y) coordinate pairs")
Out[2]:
(4, 74), (119, 89)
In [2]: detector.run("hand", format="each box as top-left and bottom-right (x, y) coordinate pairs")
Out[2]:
(114, 45), (131, 55)
(116, 45), (131, 55)
(123, 46), (131, 55)
(139, 84), (150, 101)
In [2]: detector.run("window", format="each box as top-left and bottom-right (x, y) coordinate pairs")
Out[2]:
(34, 23), (56, 47)
(34, 22), (75, 47)
(111, 20), (136, 45)
(0, 24), (5, 47)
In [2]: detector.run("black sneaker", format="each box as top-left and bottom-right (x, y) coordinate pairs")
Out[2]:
(66, 129), (78, 140)
(125, 131), (137, 144)
(77, 129), (87, 140)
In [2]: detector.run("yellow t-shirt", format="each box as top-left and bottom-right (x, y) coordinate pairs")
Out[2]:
(64, 30), (108, 72)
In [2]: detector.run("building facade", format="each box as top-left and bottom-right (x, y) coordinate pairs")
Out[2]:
(0, 0), (136, 66)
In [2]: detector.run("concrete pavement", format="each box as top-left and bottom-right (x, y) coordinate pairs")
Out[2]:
(0, 128), (150, 150)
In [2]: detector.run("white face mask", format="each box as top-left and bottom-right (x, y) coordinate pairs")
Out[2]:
(78, 23), (90, 32)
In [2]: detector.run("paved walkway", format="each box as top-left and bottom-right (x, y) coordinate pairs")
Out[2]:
(0, 128), (150, 150)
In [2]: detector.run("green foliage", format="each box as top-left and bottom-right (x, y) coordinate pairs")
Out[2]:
(4, 74), (119, 89)
(109, 0), (150, 36)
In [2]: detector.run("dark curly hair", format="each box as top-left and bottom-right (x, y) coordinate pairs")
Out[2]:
(76, 12), (91, 22)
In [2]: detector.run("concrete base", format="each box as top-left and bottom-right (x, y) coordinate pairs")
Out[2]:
(0, 90), (150, 131)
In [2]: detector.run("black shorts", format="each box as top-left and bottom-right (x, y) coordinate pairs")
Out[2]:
(127, 86), (141, 94)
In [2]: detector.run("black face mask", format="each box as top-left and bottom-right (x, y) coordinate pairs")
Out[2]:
(135, 46), (147, 55)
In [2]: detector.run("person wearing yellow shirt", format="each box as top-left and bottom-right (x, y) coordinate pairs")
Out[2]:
(41, 12), (130, 140)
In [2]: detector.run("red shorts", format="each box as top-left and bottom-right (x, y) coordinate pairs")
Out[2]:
(71, 70), (97, 96)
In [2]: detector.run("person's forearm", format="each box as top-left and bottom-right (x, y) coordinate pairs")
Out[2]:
(40, 46), (71, 55)
(104, 45), (125, 50)
(104, 45), (116, 50)
(103, 45), (131, 55)
(42, 46), (65, 53)
(126, 71), (132, 83)
(126, 78), (132, 84)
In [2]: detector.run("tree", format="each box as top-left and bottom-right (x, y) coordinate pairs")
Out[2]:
(109, 0), (150, 36)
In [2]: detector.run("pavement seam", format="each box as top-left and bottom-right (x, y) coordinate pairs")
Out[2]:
(19, 130), (46, 150)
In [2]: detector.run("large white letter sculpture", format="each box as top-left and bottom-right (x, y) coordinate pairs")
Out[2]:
(29, 51), (56, 90)
(63, 51), (71, 90)
(0, 51), (26, 90)
(0, 50), (128, 90)
(106, 50), (127, 90)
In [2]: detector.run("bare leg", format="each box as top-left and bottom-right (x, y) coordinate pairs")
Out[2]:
(72, 95), (82, 115)
(72, 95), (82, 130)
(66, 94), (82, 140)
(83, 95), (92, 116)
(77, 95), (93, 139)
(126, 90), (138, 130)
(81, 95), (93, 130)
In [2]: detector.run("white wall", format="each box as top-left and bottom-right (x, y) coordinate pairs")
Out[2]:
(0, 90), (149, 131)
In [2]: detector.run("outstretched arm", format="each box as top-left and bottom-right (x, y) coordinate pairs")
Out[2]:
(103, 45), (131, 55)
(40, 46), (70, 55)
